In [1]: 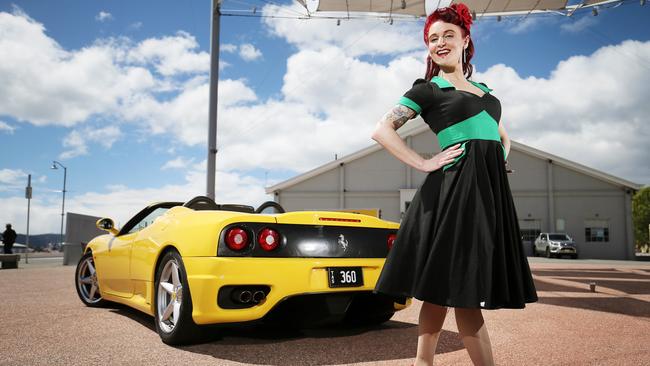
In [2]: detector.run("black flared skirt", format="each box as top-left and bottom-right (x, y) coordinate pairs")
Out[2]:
(374, 139), (538, 309)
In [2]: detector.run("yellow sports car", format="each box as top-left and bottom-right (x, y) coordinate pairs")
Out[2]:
(75, 196), (409, 344)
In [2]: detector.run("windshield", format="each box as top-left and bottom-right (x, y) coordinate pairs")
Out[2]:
(128, 207), (169, 234)
(549, 234), (570, 241)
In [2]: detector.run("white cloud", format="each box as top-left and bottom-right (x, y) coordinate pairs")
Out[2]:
(0, 168), (28, 190)
(262, 3), (422, 57)
(560, 15), (598, 33)
(128, 21), (143, 31)
(506, 16), (546, 34)
(239, 43), (262, 61)
(221, 43), (237, 53)
(120, 78), (257, 145)
(0, 11), (156, 126)
(60, 126), (121, 159)
(95, 11), (113, 22)
(127, 31), (210, 76)
(0, 120), (15, 134)
(161, 157), (194, 170)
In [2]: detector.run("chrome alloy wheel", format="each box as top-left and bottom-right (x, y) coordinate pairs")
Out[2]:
(157, 259), (183, 333)
(77, 255), (102, 304)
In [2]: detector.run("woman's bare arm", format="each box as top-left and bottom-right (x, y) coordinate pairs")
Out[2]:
(371, 105), (463, 172)
(498, 121), (510, 159)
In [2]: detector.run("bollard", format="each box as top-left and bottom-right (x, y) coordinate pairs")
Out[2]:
(589, 281), (596, 292)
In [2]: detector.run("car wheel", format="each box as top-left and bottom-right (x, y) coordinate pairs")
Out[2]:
(154, 250), (200, 345)
(75, 252), (107, 307)
(532, 244), (537, 257)
(545, 247), (551, 258)
(572, 254), (578, 259)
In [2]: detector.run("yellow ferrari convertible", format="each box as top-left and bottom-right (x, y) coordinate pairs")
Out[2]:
(75, 196), (409, 344)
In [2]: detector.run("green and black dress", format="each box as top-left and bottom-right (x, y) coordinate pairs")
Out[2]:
(374, 76), (538, 309)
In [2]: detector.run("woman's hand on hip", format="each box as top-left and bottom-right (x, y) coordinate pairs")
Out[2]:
(420, 143), (464, 172)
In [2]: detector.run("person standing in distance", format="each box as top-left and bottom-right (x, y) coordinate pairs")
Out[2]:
(2, 223), (17, 254)
(372, 3), (538, 366)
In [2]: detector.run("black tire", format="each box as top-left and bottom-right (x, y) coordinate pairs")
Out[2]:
(545, 247), (552, 258)
(154, 250), (201, 345)
(572, 254), (579, 260)
(75, 252), (107, 307)
(532, 244), (537, 257)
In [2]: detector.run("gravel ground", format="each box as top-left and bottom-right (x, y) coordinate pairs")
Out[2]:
(1, 258), (649, 365)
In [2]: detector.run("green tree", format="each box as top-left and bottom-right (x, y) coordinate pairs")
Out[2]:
(632, 186), (650, 253)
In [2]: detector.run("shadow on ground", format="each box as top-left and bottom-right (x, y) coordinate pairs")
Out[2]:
(109, 304), (463, 365)
(537, 296), (650, 318)
(181, 321), (463, 365)
(109, 304), (156, 332)
(533, 269), (650, 280)
(532, 268), (650, 318)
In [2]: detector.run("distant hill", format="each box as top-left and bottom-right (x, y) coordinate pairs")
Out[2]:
(14, 234), (61, 250)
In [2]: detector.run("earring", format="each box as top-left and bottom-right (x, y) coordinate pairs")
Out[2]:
(462, 48), (466, 64)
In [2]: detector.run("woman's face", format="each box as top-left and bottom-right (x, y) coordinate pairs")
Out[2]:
(427, 20), (468, 70)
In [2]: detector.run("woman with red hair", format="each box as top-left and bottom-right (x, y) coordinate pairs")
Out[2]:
(373, 3), (537, 365)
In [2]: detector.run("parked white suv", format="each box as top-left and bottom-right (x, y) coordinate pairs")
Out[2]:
(533, 233), (578, 259)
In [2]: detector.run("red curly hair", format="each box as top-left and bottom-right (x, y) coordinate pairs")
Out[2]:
(423, 3), (475, 80)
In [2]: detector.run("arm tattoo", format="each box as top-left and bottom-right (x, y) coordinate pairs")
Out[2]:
(381, 104), (416, 130)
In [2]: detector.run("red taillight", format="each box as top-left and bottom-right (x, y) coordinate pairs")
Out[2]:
(258, 228), (280, 251)
(225, 227), (249, 251)
(387, 233), (397, 250)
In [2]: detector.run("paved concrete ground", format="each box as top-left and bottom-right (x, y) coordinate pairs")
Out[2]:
(1, 258), (649, 365)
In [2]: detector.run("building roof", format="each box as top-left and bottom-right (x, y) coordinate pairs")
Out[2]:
(266, 122), (644, 193)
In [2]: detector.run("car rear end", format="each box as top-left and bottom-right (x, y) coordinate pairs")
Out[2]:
(183, 211), (408, 325)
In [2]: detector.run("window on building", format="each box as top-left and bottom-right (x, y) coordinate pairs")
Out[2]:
(519, 219), (541, 243)
(520, 229), (541, 243)
(556, 218), (566, 232)
(400, 201), (412, 221)
(584, 219), (609, 242)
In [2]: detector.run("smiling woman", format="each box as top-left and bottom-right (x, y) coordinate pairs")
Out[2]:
(371, 3), (538, 366)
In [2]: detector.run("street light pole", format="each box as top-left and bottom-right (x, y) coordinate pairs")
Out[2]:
(25, 174), (32, 264)
(51, 161), (67, 250)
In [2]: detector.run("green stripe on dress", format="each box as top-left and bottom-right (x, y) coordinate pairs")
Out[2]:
(398, 96), (422, 115)
(438, 110), (506, 171)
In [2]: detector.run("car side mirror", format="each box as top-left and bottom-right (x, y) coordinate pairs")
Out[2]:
(96, 218), (119, 236)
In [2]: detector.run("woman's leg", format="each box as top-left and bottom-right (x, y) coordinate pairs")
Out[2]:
(454, 308), (495, 366)
(414, 302), (448, 366)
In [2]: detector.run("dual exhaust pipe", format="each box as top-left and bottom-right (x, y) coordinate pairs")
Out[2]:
(233, 288), (267, 304)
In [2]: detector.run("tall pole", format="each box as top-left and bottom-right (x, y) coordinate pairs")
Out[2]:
(61, 166), (67, 249)
(52, 161), (67, 250)
(207, 0), (221, 199)
(25, 174), (32, 264)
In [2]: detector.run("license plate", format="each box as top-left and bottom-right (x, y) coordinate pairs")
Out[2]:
(327, 267), (363, 288)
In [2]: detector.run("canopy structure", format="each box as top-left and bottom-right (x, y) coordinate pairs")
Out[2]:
(297, 0), (626, 18)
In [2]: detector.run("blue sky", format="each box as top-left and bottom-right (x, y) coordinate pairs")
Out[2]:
(1, 0), (649, 234)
